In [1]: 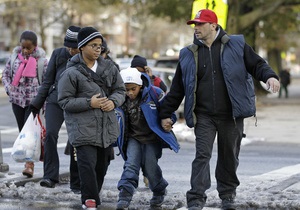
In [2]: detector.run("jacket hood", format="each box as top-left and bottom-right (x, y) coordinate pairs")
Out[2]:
(193, 26), (227, 47)
(67, 53), (113, 70)
(140, 72), (152, 97)
(12, 46), (46, 58)
(67, 53), (84, 69)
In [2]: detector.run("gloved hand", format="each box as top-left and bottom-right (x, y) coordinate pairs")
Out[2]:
(28, 104), (40, 117)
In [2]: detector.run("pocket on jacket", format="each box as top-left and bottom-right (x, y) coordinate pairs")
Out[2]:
(106, 112), (119, 141)
(75, 116), (97, 140)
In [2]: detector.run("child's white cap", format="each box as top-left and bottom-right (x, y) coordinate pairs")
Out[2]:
(120, 67), (143, 85)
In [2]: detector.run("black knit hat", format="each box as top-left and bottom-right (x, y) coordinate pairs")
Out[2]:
(131, 55), (147, 68)
(77, 27), (103, 49)
(101, 38), (109, 54)
(64, 26), (81, 48)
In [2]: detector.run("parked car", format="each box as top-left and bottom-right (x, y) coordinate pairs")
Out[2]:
(152, 67), (175, 91)
(116, 57), (156, 70)
(154, 56), (178, 68)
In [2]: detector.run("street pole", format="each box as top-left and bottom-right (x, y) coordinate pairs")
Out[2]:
(0, 131), (9, 172)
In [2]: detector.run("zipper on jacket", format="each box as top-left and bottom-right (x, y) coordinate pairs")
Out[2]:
(209, 47), (217, 114)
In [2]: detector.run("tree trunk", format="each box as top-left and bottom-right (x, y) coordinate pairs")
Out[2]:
(267, 48), (282, 74)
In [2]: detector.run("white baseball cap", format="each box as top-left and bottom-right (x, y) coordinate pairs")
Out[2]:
(120, 67), (143, 85)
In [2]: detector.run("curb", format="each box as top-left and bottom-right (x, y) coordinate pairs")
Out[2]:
(2, 172), (70, 187)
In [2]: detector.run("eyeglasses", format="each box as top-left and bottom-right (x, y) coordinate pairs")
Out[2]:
(87, 44), (105, 51)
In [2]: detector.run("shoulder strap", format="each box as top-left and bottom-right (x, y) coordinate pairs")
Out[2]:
(37, 58), (46, 85)
(10, 53), (18, 77)
(76, 63), (110, 96)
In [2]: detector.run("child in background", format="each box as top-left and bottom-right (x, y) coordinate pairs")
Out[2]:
(131, 55), (167, 92)
(1, 30), (48, 178)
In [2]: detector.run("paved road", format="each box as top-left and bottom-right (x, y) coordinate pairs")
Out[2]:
(0, 76), (299, 209)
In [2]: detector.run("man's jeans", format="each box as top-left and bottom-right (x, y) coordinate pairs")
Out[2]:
(117, 138), (168, 195)
(186, 113), (243, 207)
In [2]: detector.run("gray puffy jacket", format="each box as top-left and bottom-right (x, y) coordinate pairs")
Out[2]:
(57, 53), (126, 148)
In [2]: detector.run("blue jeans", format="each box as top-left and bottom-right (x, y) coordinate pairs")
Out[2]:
(186, 113), (243, 207)
(117, 138), (168, 195)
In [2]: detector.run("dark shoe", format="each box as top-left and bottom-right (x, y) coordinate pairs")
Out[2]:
(40, 179), (56, 188)
(188, 203), (205, 210)
(117, 188), (132, 209)
(222, 197), (236, 210)
(116, 200), (130, 209)
(150, 189), (167, 207)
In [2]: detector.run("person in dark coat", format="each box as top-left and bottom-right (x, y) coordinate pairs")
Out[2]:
(278, 68), (291, 98)
(159, 9), (280, 210)
(29, 26), (81, 189)
(57, 27), (126, 209)
(101, 37), (120, 71)
(131, 55), (168, 92)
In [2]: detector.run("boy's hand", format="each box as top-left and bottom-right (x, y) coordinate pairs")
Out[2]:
(90, 93), (115, 111)
(161, 118), (173, 132)
(144, 66), (153, 77)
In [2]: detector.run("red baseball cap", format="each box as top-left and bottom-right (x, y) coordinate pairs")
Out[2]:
(187, 9), (218, 25)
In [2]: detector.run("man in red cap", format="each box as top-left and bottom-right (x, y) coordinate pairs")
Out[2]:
(159, 9), (280, 210)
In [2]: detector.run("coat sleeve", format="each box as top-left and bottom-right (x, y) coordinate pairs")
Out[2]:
(107, 65), (126, 108)
(159, 63), (185, 119)
(243, 43), (279, 82)
(57, 69), (91, 113)
(31, 49), (58, 109)
(1, 56), (13, 95)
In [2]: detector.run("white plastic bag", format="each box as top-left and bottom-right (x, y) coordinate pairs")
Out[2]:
(11, 113), (42, 162)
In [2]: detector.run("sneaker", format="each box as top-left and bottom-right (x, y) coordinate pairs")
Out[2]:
(188, 204), (205, 210)
(221, 197), (235, 210)
(150, 189), (167, 207)
(187, 200), (206, 210)
(82, 199), (97, 210)
(117, 188), (132, 209)
(40, 179), (56, 188)
(116, 199), (130, 209)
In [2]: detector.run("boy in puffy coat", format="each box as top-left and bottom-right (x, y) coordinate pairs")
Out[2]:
(58, 27), (125, 209)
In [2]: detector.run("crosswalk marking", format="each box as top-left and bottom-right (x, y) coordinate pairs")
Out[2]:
(0, 126), (67, 134)
(2, 143), (67, 154)
(1, 125), (68, 154)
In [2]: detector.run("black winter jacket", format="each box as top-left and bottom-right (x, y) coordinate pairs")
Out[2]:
(31, 47), (71, 109)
